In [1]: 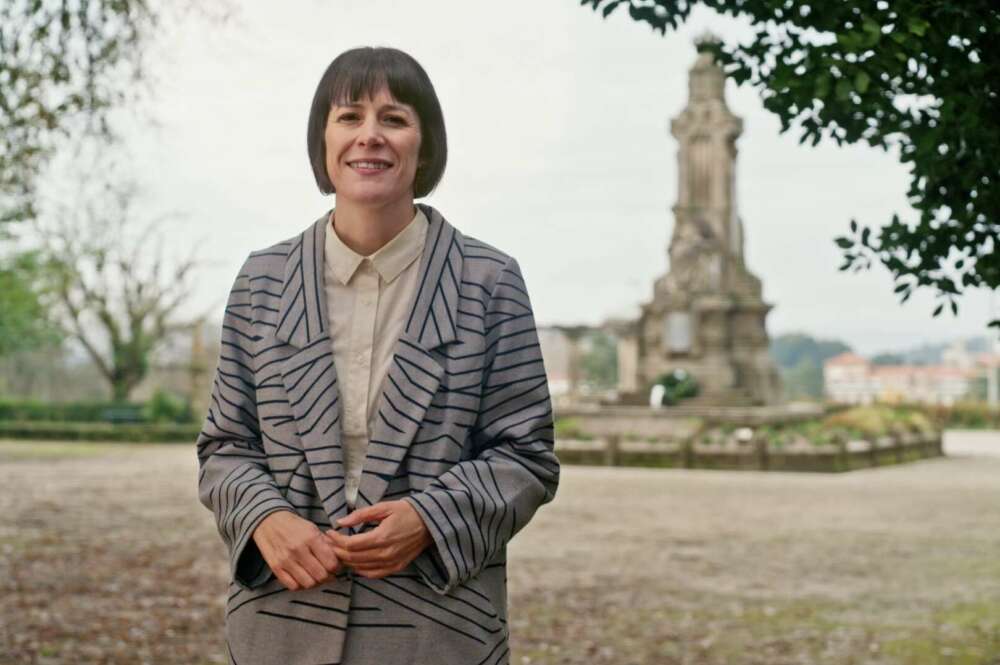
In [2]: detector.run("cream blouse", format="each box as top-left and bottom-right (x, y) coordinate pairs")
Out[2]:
(322, 206), (428, 510)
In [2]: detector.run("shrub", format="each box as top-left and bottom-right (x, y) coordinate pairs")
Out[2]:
(922, 401), (1000, 430)
(0, 394), (196, 424)
(554, 417), (591, 440)
(0, 399), (144, 422)
(823, 405), (897, 438)
(143, 389), (194, 424)
(0, 420), (200, 442)
(654, 369), (699, 406)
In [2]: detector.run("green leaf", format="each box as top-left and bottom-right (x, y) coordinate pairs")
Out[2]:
(836, 32), (862, 50)
(907, 17), (929, 37)
(850, 219), (857, 233)
(893, 282), (909, 293)
(835, 237), (854, 249)
(816, 72), (830, 98)
(601, 0), (623, 18)
(932, 303), (944, 316)
(835, 78), (852, 102)
(861, 16), (882, 47)
(855, 70), (870, 94)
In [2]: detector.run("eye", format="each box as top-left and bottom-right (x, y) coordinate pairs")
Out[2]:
(337, 112), (359, 122)
(384, 115), (407, 125)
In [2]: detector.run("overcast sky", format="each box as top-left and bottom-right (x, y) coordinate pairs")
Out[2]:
(80, 0), (996, 356)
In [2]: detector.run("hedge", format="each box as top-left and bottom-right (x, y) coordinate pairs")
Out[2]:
(0, 393), (194, 424)
(0, 420), (201, 443)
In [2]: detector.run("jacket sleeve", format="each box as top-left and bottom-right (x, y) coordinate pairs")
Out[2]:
(402, 256), (560, 595)
(196, 257), (297, 591)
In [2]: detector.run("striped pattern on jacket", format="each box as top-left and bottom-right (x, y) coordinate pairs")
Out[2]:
(195, 202), (559, 665)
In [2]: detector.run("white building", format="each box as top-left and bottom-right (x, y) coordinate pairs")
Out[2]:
(823, 349), (988, 406)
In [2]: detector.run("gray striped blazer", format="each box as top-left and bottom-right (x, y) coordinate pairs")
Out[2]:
(196, 202), (560, 665)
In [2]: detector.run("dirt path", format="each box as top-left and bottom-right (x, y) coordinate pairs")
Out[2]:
(1, 434), (998, 664)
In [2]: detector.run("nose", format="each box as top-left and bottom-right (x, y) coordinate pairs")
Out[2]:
(357, 115), (384, 148)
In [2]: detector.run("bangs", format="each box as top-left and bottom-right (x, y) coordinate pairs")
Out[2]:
(324, 52), (422, 110)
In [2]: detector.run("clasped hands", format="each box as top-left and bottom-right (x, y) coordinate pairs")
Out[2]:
(251, 500), (432, 591)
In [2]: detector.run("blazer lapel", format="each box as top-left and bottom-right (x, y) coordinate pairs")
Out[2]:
(274, 213), (351, 524)
(274, 204), (464, 522)
(353, 202), (464, 509)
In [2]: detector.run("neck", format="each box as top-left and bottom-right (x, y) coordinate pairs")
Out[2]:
(330, 197), (416, 256)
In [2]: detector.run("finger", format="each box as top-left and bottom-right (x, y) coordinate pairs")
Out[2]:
(275, 569), (300, 591)
(300, 550), (334, 585)
(335, 521), (396, 553)
(330, 533), (399, 566)
(350, 541), (421, 573)
(336, 548), (395, 569)
(332, 529), (400, 561)
(336, 502), (394, 527)
(309, 536), (341, 574)
(330, 542), (371, 567)
(335, 506), (380, 528)
(324, 529), (350, 548)
(325, 529), (368, 562)
(285, 560), (319, 590)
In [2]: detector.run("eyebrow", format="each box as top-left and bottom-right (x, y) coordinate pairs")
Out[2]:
(333, 101), (412, 114)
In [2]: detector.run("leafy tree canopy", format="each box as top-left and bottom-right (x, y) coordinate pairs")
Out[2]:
(0, 0), (158, 229)
(870, 352), (905, 365)
(0, 251), (62, 356)
(770, 332), (851, 369)
(582, 0), (999, 328)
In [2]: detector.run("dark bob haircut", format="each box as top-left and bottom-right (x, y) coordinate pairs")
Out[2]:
(307, 47), (447, 199)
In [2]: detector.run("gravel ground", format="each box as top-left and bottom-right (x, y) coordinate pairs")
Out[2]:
(1, 432), (998, 665)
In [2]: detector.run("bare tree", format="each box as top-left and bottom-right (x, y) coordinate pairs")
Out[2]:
(0, 0), (236, 229)
(38, 176), (203, 401)
(0, 1), (235, 361)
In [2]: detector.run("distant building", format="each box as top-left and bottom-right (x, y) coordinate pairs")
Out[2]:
(537, 326), (572, 399)
(823, 342), (994, 406)
(823, 353), (872, 404)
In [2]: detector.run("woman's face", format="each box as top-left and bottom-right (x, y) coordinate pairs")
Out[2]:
(324, 85), (422, 208)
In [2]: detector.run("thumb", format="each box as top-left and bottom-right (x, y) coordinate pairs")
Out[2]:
(336, 502), (391, 527)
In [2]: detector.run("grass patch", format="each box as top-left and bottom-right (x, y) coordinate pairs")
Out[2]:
(512, 577), (1000, 665)
(881, 601), (1000, 665)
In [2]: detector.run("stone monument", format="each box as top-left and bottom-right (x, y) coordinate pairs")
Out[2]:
(617, 34), (782, 406)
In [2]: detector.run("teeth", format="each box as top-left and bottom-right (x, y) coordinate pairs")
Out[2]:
(350, 161), (389, 169)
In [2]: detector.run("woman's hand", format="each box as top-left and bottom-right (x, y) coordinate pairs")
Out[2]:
(252, 511), (342, 591)
(326, 500), (432, 579)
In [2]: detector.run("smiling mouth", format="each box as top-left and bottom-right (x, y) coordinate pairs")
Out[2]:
(347, 160), (393, 171)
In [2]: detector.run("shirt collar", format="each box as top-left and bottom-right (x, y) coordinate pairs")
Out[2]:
(325, 206), (428, 286)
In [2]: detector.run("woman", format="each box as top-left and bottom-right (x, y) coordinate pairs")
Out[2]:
(196, 46), (559, 665)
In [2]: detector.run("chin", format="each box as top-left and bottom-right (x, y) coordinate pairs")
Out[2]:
(337, 189), (408, 208)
